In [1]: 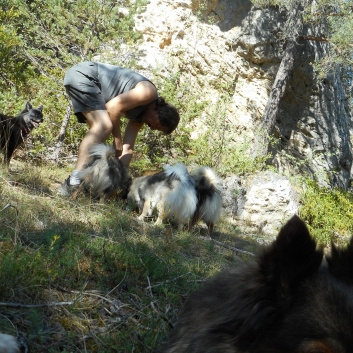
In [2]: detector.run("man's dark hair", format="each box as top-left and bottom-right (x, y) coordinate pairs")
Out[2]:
(156, 97), (180, 134)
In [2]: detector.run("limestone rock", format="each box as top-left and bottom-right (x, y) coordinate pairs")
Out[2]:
(222, 171), (299, 235)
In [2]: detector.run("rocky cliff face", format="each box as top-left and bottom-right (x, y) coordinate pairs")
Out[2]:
(133, 0), (352, 189)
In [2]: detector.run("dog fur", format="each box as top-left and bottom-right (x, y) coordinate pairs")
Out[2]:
(0, 333), (20, 353)
(161, 215), (353, 353)
(190, 166), (223, 234)
(74, 143), (130, 202)
(0, 102), (43, 166)
(127, 163), (198, 228)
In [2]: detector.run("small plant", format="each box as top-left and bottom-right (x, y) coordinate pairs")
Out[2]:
(300, 179), (353, 245)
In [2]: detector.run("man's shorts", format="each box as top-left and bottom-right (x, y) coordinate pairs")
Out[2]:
(64, 62), (106, 123)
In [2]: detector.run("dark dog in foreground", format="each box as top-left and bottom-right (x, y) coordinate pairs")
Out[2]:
(127, 164), (222, 232)
(162, 215), (353, 353)
(0, 102), (43, 166)
(73, 143), (130, 202)
(0, 333), (20, 353)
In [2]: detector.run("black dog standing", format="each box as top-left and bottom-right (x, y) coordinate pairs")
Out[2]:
(0, 102), (43, 166)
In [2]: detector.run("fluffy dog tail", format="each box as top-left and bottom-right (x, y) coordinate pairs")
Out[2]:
(163, 163), (191, 183)
(77, 144), (130, 201)
(161, 163), (198, 225)
(190, 166), (223, 234)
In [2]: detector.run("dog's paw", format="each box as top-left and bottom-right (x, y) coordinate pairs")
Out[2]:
(177, 223), (186, 231)
(154, 218), (164, 226)
(137, 214), (145, 221)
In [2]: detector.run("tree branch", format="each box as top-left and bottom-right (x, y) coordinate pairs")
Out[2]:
(298, 35), (328, 42)
(48, 101), (72, 162)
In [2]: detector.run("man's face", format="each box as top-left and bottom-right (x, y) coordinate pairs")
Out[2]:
(146, 115), (163, 131)
(143, 106), (168, 133)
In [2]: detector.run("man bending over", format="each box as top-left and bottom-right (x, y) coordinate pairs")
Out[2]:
(58, 61), (180, 196)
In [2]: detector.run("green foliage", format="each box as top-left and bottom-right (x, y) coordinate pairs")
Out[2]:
(0, 7), (35, 89)
(251, 0), (353, 83)
(185, 87), (268, 175)
(188, 110), (268, 175)
(303, 0), (353, 79)
(300, 179), (353, 245)
(250, 0), (284, 8)
(0, 0), (146, 157)
(4, 0), (145, 70)
(131, 125), (191, 172)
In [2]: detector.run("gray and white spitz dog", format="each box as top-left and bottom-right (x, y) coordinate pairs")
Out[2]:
(74, 144), (130, 202)
(128, 163), (197, 229)
(0, 333), (20, 353)
(128, 164), (222, 232)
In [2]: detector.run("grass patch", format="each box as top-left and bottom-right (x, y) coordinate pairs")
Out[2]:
(0, 161), (258, 352)
(300, 179), (353, 246)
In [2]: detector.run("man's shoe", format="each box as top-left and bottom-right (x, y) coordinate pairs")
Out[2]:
(58, 176), (79, 196)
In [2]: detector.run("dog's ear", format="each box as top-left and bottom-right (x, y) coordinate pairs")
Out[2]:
(25, 102), (32, 111)
(326, 236), (353, 286)
(259, 215), (323, 296)
(37, 105), (43, 112)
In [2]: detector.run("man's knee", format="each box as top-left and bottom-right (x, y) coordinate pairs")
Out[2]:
(84, 111), (113, 135)
(92, 120), (113, 140)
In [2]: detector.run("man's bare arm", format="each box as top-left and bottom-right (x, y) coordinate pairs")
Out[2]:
(105, 81), (157, 121)
(119, 120), (143, 167)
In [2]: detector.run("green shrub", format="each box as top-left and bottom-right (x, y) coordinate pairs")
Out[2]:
(300, 179), (353, 245)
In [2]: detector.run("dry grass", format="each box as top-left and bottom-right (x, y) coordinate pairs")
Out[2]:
(0, 160), (261, 352)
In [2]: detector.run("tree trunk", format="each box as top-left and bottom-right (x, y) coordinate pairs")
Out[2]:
(252, 1), (305, 158)
(252, 40), (297, 157)
(50, 101), (72, 162)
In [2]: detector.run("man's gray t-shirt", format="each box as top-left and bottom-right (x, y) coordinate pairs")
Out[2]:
(98, 63), (158, 122)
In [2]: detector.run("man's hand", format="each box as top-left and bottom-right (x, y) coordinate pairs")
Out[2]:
(117, 120), (144, 167)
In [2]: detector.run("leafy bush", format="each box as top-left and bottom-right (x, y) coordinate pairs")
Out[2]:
(0, 0), (147, 158)
(300, 179), (353, 245)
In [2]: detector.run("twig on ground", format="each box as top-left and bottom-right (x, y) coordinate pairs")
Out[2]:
(147, 276), (153, 298)
(53, 285), (121, 307)
(187, 279), (206, 283)
(0, 301), (74, 308)
(0, 202), (19, 225)
(146, 272), (192, 290)
(150, 301), (174, 329)
(210, 239), (255, 256)
(107, 267), (127, 296)
(0, 176), (15, 187)
(147, 276), (174, 328)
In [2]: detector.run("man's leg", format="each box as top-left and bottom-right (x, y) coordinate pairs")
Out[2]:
(74, 110), (113, 170)
(58, 110), (113, 195)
